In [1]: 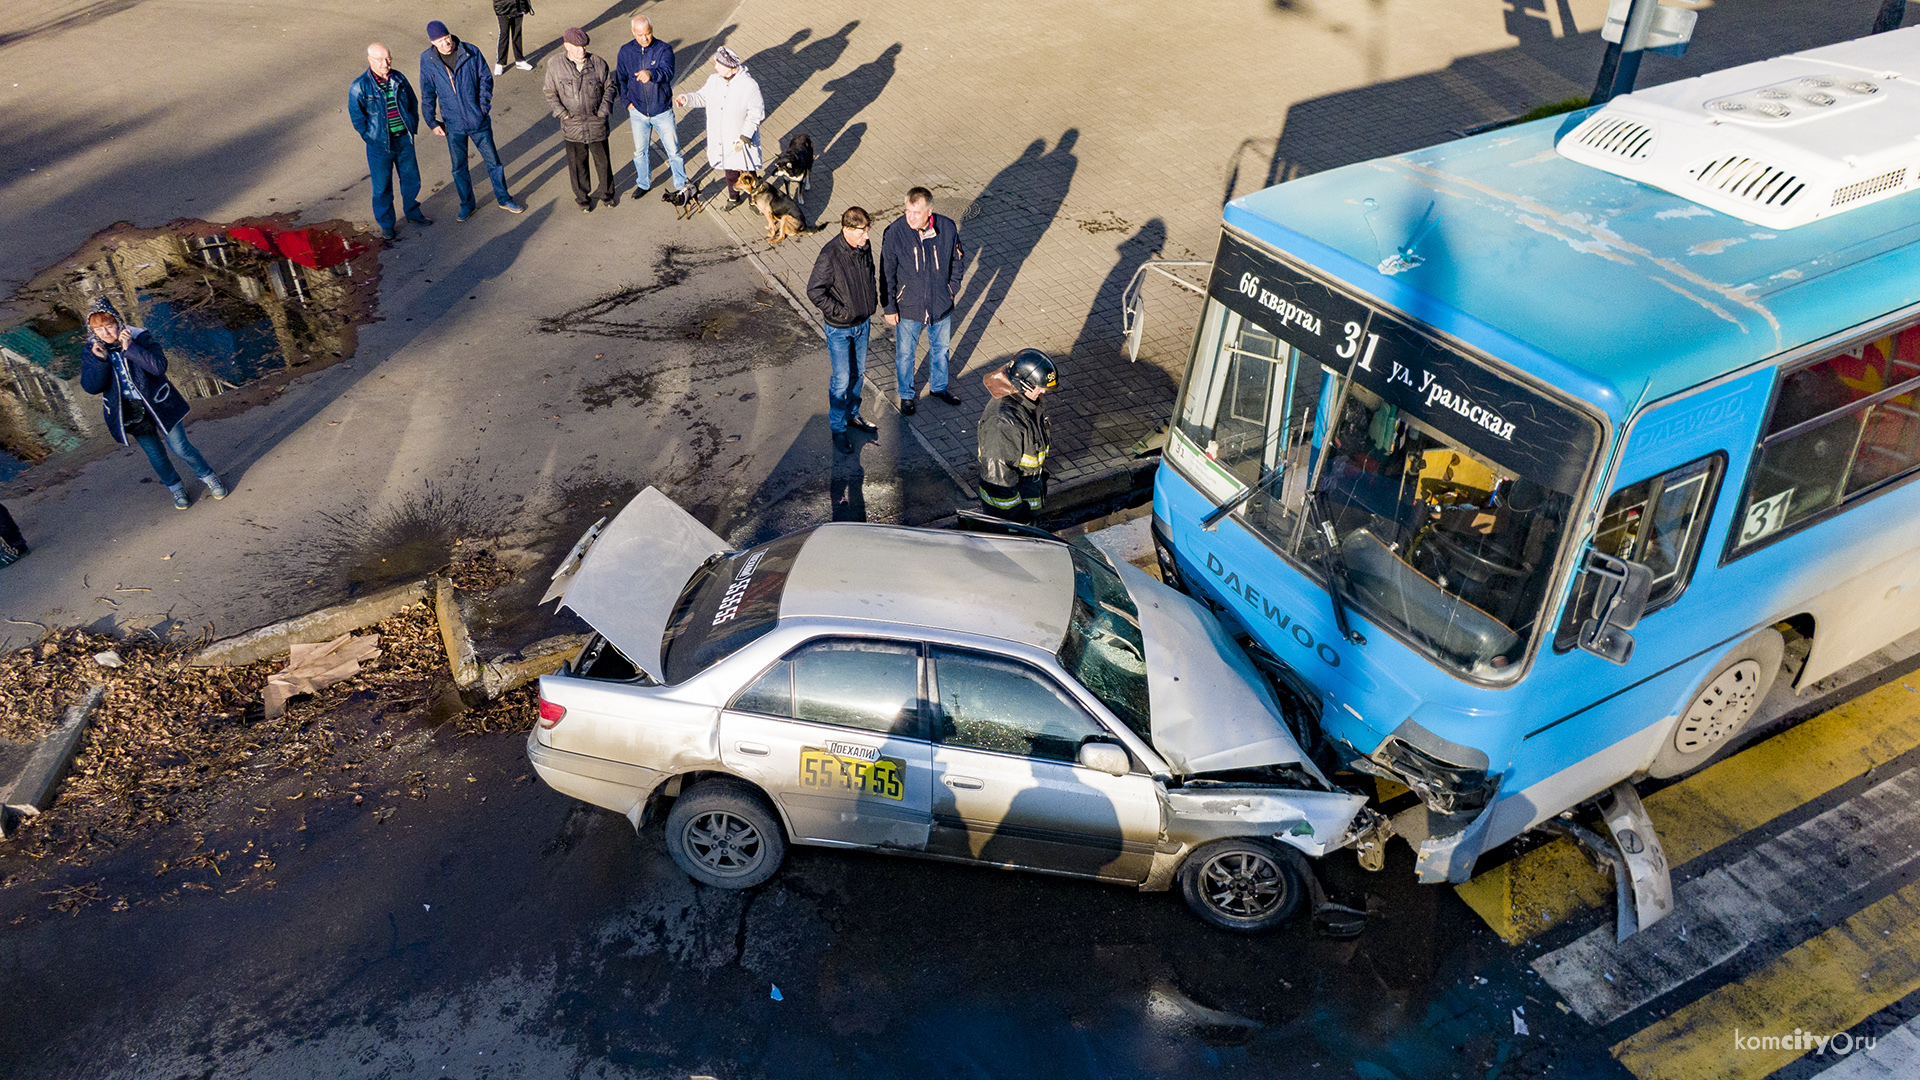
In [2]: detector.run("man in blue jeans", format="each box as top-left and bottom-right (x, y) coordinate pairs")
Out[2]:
(879, 187), (965, 415)
(616, 14), (690, 204)
(807, 207), (880, 455)
(420, 19), (524, 219)
(349, 43), (433, 241)
(79, 306), (227, 510)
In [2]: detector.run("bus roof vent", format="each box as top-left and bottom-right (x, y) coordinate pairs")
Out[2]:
(1555, 26), (1920, 229)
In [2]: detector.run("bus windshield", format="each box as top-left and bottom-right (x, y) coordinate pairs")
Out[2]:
(1169, 234), (1602, 680)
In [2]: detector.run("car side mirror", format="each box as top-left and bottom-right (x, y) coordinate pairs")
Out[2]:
(1077, 740), (1131, 777)
(1577, 551), (1654, 665)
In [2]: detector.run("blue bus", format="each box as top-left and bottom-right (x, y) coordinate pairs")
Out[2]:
(1148, 30), (1920, 899)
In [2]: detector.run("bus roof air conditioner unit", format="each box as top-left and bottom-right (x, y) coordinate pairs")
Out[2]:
(1556, 27), (1920, 229)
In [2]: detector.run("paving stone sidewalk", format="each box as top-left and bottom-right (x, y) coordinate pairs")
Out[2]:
(683, 0), (1901, 500)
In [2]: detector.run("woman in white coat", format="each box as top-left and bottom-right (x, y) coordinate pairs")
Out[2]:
(674, 46), (764, 208)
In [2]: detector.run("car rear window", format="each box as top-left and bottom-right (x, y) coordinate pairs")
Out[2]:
(661, 529), (813, 684)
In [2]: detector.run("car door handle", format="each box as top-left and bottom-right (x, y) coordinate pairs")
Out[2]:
(735, 742), (770, 756)
(942, 775), (983, 790)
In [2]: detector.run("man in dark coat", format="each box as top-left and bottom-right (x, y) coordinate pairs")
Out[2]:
(78, 304), (227, 510)
(806, 206), (880, 455)
(491, 0), (533, 76)
(420, 20), (524, 220)
(543, 27), (619, 210)
(880, 186), (965, 415)
(349, 42), (433, 241)
(975, 350), (1056, 522)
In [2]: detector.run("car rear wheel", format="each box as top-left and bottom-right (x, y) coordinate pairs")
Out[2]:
(663, 780), (787, 889)
(1178, 839), (1308, 933)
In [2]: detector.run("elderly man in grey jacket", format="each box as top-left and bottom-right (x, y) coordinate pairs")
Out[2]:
(675, 46), (763, 209)
(544, 27), (619, 210)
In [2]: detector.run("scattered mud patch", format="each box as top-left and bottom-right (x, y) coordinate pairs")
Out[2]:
(0, 217), (382, 480)
(535, 244), (745, 339)
(0, 598), (533, 912)
(293, 480), (511, 600)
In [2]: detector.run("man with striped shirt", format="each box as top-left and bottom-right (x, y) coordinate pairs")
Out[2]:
(349, 42), (432, 241)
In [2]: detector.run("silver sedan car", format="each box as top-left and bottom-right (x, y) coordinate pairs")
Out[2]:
(528, 488), (1376, 932)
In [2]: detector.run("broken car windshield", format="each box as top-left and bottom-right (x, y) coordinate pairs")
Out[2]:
(1057, 546), (1151, 741)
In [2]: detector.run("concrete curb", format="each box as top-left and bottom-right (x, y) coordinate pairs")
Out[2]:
(434, 576), (586, 700)
(190, 580), (431, 668)
(1, 684), (105, 840)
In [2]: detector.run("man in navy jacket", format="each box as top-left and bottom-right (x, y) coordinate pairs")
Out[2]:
(349, 43), (432, 241)
(615, 14), (689, 202)
(880, 186), (965, 414)
(420, 20), (524, 219)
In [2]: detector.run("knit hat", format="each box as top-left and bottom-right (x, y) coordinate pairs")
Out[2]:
(426, 20), (450, 40)
(563, 26), (588, 47)
(714, 46), (742, 69)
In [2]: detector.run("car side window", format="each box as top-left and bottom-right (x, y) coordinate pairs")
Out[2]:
(930, 647), (1108, 764)
(730, 639), (921, 738)
(1732, 321), (1920, 553)
(1556, 453), (1723, 650)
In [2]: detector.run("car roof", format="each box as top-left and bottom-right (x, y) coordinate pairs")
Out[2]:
(779, 523), (1075, 650)
(1224, 105), (1920, 422)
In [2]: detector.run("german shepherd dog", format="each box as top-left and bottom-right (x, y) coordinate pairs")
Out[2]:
(764, 131), (814, 209)
(736, 172), (812, 244)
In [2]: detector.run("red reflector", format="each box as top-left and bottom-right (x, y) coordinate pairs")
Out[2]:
(538, 697), (566, 728)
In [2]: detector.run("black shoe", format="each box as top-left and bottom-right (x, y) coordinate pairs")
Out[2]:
(931, 388), (963, 406)
(899, 397), (916, 416)
(833, 431), (854, 454)
(380, 227), (398, 241)
(406, 213), (433, 226)
(603, 192), (619, 209)
(848, 414), (878, 434)
(580, 201), (594, 213)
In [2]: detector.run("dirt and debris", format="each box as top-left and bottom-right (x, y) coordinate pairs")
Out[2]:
(447, 541), (516, 592)
(0, 597), (535, 895)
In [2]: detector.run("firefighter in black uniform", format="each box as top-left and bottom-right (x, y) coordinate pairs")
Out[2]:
(975, 349), (1056, 522)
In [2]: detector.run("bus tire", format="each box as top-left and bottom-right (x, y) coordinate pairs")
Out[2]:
(1648, 628), (1784, 779)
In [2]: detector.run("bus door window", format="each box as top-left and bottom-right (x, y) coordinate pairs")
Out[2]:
(1736, 322), (1920, 551)
(1555, 454), (1724, 651)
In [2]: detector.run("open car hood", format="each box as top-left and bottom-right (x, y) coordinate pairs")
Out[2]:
(1112, 559), (1310, 776)
(541, 487), (730, 682)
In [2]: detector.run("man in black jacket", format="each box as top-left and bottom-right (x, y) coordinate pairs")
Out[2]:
(492, 0), (533, 76)
(348, 43), (432, 241)
(880, 186), (964, 414)
(807, 206), (880, 455)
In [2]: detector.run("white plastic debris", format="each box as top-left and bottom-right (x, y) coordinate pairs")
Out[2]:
(93, 651), (123, 668)
(424, 904), (431, 912)
(1512, 1007), (1529, 1036)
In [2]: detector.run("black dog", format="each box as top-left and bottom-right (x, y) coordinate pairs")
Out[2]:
(764, 131), (814, 210)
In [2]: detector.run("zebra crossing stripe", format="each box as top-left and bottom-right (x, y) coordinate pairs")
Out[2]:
(1456, 678), (1920, 943)
(1815, 1012), (1920, 1079)
(1608, 878), (1920, 1080)
(1533, 765), (1920, 1024)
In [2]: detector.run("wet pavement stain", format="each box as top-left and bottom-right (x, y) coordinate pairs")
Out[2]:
(535, 244), (747, 340)
(0, 217), (382, 480)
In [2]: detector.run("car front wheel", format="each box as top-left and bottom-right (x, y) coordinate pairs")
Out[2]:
(1178, 839), (1308, 933)
(663, 780), (787, 889)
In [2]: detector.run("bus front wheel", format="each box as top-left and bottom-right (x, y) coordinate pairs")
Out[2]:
(1648, 628), (1784, 779)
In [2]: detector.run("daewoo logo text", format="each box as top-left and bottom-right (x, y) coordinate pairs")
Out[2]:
(1205, 552), (1342, 668)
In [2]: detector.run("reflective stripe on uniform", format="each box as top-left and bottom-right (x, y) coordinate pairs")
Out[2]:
(978, 486), (1022, 509)
(1017, 451), (1047, 468)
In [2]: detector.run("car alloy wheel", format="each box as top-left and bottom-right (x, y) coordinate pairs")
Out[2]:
(682, 810), (765, 878)
(1202, 849), (1283, 918)
(1178, 838), (1306, 933)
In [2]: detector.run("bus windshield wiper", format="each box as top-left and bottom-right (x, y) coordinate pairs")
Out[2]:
(1201, 465), (1283, 531)
(1307, 489), (1367, 646)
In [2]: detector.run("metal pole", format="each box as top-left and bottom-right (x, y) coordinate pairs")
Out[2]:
(1606, 0), (1661, 102)
(1872, 0), (1907, 34)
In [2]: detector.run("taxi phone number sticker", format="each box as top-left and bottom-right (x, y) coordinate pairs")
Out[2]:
(799, 748), (904, 800)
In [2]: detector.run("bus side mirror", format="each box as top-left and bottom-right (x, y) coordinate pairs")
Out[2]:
(1577, 551), (1654, 665)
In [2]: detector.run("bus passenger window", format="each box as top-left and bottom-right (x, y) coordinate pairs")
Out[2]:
(1735, 323), (1920, 551)
(1556, 454), (1723, 650)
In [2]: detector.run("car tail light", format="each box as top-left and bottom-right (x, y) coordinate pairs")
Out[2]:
(538, 695), (566, 729)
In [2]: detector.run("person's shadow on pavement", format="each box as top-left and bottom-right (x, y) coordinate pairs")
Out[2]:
(780, 43), (900, 154)
(749, 21), (859, 117)
(954, 129), (1079, 368)
(1067, 217), (1166, 361)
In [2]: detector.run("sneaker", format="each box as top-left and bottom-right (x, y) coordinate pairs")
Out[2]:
(847, 414), (878, 434)
(456, 205), (475, 222)
(603, 192), (620, 209)
(833, 431), (854, 455)
(932, 389), (963, 406)
(406, 213), (433, 226)
(580, 201), (594, 213)
(381, 226), (398, 242)
(170, 486), (191, 510)
(514, 60), (532, 71)
(0, 545), (24, 568)
(899, 397), (917, 416)
(498, 199), (525, 214)
(492, 63), (506, 76)
(202, 474), (227, 500)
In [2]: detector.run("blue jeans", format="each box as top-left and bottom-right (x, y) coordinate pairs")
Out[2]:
(894, 315), (951, 398)
(826, 322), (870, 433)
(132, 423), (215, 489)
(628, 107), (688, 192)
(445, 123), (510, 211)
(366, 131), (424, 232)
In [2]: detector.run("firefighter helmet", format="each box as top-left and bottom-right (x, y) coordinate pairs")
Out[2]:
(1008, 349), (1058, 393)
